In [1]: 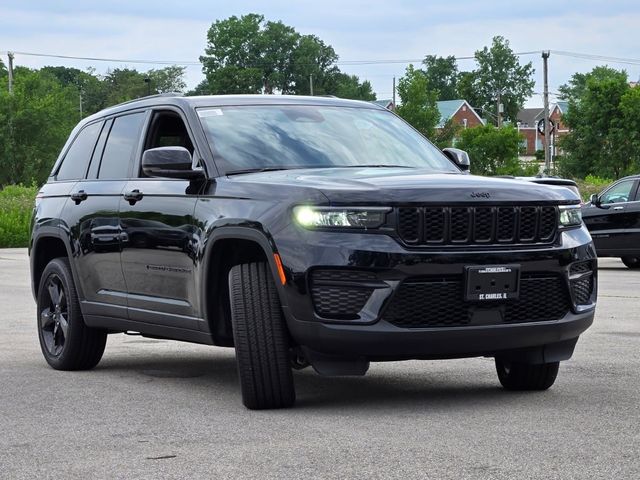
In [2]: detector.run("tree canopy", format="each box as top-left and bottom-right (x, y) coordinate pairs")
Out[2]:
(559, 66), (640, 179)
(465, 36), (535, 123)
(395, 65), (440, 139)
(421, 55), (459, 101)
(198, 13), (373, 99)
(456, 124), (536, 176)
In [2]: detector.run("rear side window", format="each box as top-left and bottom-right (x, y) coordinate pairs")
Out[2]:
(98, 112), (145, 179)
(56, 121), (103, 181)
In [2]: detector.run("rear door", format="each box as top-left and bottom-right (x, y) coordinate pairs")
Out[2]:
(583, 178), (639, 254)
(58, 119), (123, 314)
(70, 111), (147, 318)
(118, 108), (203, 330)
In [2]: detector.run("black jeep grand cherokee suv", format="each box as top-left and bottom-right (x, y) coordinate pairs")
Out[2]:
(30, 94), (596, 409)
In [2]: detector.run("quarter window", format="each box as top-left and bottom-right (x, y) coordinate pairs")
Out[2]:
(98, 112), (146, 179)
(56, 121), (103, 181)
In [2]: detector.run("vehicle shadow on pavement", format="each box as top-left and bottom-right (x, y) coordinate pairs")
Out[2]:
(94, 348), (541, 411)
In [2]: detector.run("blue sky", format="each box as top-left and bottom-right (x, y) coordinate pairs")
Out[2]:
(1, 1), (639, 106)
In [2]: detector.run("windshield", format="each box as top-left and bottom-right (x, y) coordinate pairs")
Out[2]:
(197, 105), (459, 174)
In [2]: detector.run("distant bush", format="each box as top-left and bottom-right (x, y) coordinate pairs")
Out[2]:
(0, 185), (38, 248)
(584, 174), (613, 187)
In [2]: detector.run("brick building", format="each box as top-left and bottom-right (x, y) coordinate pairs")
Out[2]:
(516, 103), (569, 157)
(436, 100), (485, 130)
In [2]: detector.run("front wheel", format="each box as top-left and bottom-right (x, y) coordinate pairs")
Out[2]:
(495, 358), (559, 391)
(621, 256), (640, 269)
(37, 258), (107, 370)
(229, 262), (295, 410)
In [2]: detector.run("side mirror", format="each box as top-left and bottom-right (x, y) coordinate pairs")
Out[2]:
(442, 148), (470, 172)
(142, 147), (205, 180)
(589, 193), (601, 207)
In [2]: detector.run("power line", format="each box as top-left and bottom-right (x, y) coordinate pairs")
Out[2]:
(4, 49), (640, 67)
(551, 50), (640, 66)
(0, 49), (542, 67)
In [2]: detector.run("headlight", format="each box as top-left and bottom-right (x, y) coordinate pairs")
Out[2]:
(293, 206), (390, 229)
(559, 205), (582, 228)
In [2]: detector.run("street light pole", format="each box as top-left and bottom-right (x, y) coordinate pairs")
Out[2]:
(7, 51), (14, 94)
(542, 51), (551, 173)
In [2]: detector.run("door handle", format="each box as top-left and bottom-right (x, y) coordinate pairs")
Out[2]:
(123, 189), (144, 205)
(613, 206), (624, 210)
(70, 190), (88, 204)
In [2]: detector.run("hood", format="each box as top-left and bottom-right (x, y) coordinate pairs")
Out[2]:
(226, 167), (579, 205)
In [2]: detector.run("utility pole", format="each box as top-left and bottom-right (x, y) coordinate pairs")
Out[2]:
(542, 50), (551, 173)
(496, 91), (502, 127)
(309, 74), (314, 96)
(79, 89), (83, 119)
(7, 51), (14, 94)
(392, 76), (396, 109)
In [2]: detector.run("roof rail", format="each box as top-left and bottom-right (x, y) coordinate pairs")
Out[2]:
(110, 92), (184, 108)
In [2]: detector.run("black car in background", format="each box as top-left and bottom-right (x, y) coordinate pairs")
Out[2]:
(30, 94), (596, 409)
(582, 175), (640, 269)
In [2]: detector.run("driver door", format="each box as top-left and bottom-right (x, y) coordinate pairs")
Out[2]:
(583, 178), (640, 254)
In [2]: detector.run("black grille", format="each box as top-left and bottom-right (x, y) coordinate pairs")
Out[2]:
(310, 269), (376, 319)
(396, 205), (558, 246)
(570, 261), (595, 305)
(311, 270), (377, 282)
(311, 286), (372, 318)
(383, 274), (570, 328)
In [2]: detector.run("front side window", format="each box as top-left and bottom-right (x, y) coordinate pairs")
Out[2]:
(197, 105), (459, 175)
(600, 180), (636, 204)
(56, 121), (103, 181)
(98, 112), (146, 179)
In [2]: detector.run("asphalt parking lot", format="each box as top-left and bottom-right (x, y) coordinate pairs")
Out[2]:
(1, 248), (639, 479)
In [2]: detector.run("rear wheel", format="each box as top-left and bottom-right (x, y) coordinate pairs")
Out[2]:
(37, 258), (107, 370)
(621, 256), (640, 269)
(495, 358), (559, 391)
(229, 262), (295, 410)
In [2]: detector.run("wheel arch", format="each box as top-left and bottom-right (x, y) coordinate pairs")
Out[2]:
(30, 231), (74, 300)
(200, 226), (288, 346)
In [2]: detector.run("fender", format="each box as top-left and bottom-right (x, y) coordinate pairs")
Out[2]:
(199, 225), (289, 316)
(29, 227), (79, 300)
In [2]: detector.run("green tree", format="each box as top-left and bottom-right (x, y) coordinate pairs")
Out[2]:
(395, 65), (440, 139)
(0, 68), (77, 185)
(146, 66), (187, 93)
(456, 71), (483, 114)
(619, 86), (640, 172)
(41, 66), (107, 116)
(456, 124), (532, 176)
(332, 73), (376, 101)
(432, 118), (462, 149)
(422, 55), (458, 100)
(468, 36), (535, 124)
(289, 34), (339, 95)
(200, 14), (341, 95)
(559, 67), (631, 179)
(200, 14), (265, 94)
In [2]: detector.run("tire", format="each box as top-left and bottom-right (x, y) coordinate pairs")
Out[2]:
(229, 262), (295, 410)
(495, 358), (559, 391)
(621, 256), (640, 269)
(37, 258), (107, 370)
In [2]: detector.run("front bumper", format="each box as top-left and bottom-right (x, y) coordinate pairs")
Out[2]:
(274, 224), (597, 361)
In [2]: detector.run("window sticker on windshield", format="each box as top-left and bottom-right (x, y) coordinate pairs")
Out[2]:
(198, 108), (224, 118)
